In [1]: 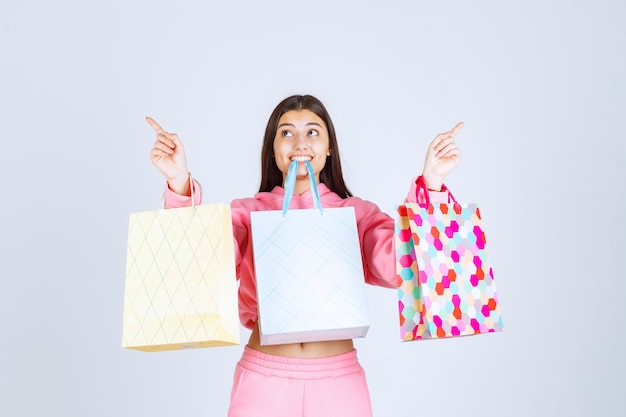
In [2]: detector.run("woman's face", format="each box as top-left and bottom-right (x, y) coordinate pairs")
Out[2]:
(273, 109), (331, 187)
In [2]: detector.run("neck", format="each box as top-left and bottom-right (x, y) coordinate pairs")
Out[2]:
(283, 171), (321, 195)
(291, 177), (313, 195)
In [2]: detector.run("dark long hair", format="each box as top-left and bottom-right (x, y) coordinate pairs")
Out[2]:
(258, 95), (353, 198)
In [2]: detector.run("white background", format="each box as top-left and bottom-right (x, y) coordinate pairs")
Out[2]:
(1, 1), (624, 416)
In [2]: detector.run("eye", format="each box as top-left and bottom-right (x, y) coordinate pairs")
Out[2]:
(308, 129), (319, 137)
(281, 130), (293, 137)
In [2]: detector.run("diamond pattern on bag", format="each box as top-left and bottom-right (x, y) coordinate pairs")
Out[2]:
(123, 204), (239, 351)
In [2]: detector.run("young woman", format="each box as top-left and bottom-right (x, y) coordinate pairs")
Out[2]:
(148, 95), (462, 416)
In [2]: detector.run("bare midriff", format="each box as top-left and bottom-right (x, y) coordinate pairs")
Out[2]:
(247, 322), (354, 359)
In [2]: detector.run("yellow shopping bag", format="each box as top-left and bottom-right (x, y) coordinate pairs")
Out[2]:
(122, 194), (240, 352)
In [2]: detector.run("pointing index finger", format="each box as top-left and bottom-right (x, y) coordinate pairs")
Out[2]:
(146, 116), (165, 134)
(449, 121), (464, 138)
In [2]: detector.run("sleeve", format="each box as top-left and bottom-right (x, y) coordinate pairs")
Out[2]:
(353, 200), (397, 289)
(163, 178), (203, 209)
(228, 199), (250, 274)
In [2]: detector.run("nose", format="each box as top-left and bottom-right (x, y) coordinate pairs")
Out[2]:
(295, 134), (308, 150)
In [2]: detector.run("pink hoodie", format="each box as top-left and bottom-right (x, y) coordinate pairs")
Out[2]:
(165, 177), (448, 330)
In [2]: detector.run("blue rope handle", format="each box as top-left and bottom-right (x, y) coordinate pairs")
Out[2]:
(282, 160), (323, 216)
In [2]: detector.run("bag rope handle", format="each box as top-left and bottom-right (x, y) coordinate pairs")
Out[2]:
(158, 172), (197, 211)
(282, 160), (323, 216)
(415, 176), (459, 208)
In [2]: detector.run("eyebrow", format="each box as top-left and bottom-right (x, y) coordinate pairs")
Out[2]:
(278, 122), (323, 129)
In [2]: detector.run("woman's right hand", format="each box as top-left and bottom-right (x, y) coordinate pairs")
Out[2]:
(146, 116), (191, 196)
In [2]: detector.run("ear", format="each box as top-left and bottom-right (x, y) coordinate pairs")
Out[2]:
(327, 149), (332, 156)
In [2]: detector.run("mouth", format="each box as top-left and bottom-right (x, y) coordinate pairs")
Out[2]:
(290, 156), (313, 162)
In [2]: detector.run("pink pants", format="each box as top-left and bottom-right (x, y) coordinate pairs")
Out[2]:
(228, 346), (373, 417)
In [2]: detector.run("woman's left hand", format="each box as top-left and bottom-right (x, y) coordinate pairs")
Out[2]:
(421, 121), (463, 191)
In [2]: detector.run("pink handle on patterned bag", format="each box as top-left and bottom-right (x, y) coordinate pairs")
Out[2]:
(415, 176), (460, 209)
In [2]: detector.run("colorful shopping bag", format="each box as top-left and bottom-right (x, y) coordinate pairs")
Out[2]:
(123, 185), (240, 352)
(250, 161), (370, 345)
(396, 177), (503, 341)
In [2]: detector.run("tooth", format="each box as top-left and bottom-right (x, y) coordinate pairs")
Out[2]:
(291, 156), (311, 162)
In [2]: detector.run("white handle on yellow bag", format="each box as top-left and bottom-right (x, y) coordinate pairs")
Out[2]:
(158, 172), (197, 211)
